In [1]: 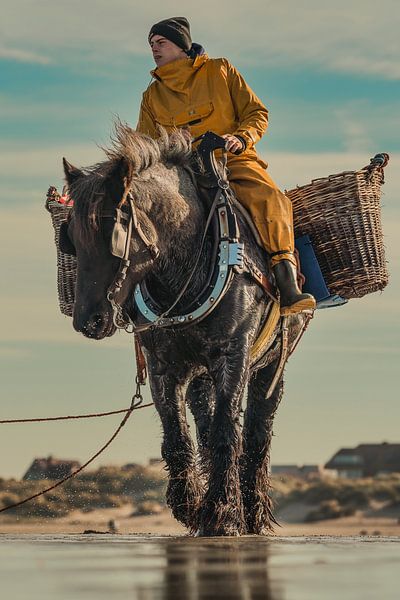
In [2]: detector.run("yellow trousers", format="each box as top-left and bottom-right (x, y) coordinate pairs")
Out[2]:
(227, 154), (296, 268)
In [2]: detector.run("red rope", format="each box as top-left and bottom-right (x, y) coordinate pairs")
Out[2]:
(0, 400), (153, 514)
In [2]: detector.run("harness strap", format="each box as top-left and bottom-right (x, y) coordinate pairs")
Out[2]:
(134, 334), (147, 385)
(154, 187), (225, 322)
(128, 193), (159, 259)
(244, 257), (278, 303)
(265, 316), (289, 399)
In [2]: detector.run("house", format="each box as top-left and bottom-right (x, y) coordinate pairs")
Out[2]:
(23, 455), (81, 480)
(324, 442), (400, 478)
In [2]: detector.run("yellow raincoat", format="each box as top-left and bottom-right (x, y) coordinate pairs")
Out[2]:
(136, 54), (295, 266)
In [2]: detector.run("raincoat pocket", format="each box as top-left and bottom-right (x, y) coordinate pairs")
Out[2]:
(155, 102), (214, 128)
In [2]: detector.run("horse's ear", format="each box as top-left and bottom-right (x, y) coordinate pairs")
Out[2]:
(63, 157), (83, 186)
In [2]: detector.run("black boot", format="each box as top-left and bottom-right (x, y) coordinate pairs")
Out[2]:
(273, 260), (316, 315)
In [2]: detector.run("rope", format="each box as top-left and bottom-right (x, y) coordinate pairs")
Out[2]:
(0, 398), (153, 514)
(288, 312), (314, 359)
(0, 404), (153, 424)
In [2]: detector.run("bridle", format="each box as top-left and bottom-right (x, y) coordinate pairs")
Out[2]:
(106, 191), (159, 332)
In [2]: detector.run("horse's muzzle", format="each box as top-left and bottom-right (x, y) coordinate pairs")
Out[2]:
(74, 310), (116, 339)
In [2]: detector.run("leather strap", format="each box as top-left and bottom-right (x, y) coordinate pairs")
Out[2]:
(128, 193), (159, 259)
(244, 257), (278, 303)
(134, 335), (147, 385)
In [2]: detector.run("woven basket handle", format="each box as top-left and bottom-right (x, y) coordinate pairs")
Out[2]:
(363, 153), (389, 183)
(45, 186), (61, 211)
(364, 153), (390, 170)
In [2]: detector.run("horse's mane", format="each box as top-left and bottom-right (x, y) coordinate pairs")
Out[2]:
(106, 120), (193, 172)
(69, 121), (193, 244)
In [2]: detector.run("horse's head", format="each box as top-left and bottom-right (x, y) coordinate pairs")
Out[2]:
(61, 152), (158, 339)
(60, 123), (198, 339)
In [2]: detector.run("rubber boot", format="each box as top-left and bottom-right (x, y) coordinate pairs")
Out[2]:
(273, 259), (316, 315)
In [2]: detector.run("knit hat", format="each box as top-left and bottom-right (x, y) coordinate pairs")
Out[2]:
(148, 17), (192, 52)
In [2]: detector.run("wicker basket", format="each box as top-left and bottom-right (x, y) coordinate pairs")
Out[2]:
(287, 156), (389, 299)
(46, 187), (76, 317)
(45, 155), (389, 315)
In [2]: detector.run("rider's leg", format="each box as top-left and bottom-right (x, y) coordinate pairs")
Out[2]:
(228, 155), (316, 315)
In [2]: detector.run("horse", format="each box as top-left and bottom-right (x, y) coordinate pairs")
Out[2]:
(61, 122), (309, 536)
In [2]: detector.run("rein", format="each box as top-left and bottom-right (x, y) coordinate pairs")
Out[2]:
(0, 333), (152, 514)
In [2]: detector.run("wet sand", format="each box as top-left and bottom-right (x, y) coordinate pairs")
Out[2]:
(1, 506), (400, 537)
(1, 533), (399, 599)
(2, 508), (399, 598)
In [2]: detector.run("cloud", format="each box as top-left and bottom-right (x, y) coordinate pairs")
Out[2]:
(262, 151), (399, 194)
(0, 96), (94, 120)
(330, 55), (400, 81)
(0, 142), (104, 184)
(1, 1), (399, 79)
(0, 46), (51, 64)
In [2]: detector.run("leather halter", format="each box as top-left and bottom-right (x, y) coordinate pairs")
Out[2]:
(106, 193), (159, 331)
(109, 192), (159, 261)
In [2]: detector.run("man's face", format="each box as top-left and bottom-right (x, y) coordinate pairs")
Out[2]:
(150, 35), (187, 67)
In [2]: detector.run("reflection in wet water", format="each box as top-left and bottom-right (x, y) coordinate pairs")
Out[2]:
(160, 538), (283, 600)
(0, 535), (399, 600)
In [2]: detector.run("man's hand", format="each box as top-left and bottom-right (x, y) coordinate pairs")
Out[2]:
(221, 134), (245, 154)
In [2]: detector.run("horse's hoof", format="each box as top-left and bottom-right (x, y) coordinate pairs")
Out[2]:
(197, 524), (241, 537)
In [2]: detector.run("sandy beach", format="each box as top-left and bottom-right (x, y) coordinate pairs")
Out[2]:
(1, 505), (400, 537)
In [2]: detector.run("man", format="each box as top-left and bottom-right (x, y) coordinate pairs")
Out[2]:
(136, 17), (315, 315)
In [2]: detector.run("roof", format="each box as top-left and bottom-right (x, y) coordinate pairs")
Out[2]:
(23, 456), (81, 480)
(325, 443), (400, 474)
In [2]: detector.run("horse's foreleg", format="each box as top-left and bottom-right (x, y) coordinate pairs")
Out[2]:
(240, 359), (284, 534)
(198, 351), (248, 536)
(186, 373), (215, 468)
(150, 372), (203, 532)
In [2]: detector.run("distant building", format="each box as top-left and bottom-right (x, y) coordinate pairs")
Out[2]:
(23, 455), (81, 480)
(121, 463), (141, 471)
(324, 443), (400, 478)
(271, 464), (323, 479)
(148, 458), (164, 466)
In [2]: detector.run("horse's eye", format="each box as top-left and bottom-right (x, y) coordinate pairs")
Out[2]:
(59, 221), (76, 256)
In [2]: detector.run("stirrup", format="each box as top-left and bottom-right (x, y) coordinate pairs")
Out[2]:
(280, 297), (316, 316)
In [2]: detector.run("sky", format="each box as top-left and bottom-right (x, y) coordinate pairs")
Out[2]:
(0, 0), (399, 479)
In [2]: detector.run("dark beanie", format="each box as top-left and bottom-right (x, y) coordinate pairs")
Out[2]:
(148, 17), (192, 51)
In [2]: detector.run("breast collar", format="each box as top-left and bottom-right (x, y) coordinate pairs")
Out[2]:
(133, 183), (245, 330)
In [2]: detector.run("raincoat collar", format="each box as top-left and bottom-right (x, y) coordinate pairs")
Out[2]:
(151, 54), (209, 92)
